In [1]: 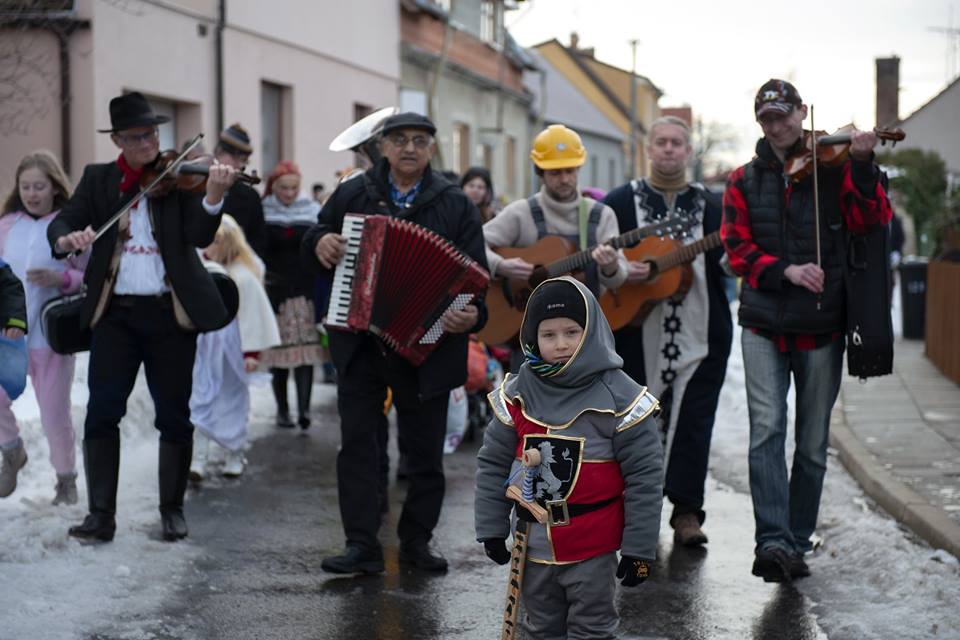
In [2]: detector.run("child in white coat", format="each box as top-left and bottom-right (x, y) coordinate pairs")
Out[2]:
(190, 215), (280, 478)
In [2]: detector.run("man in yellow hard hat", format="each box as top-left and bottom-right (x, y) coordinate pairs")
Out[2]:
(481, 124), (626, 298)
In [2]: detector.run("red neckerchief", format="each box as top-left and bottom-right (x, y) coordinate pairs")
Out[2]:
(117, 153), (143, 193)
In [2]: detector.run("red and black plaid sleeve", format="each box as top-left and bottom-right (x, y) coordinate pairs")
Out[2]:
(840, 159), (893, 232)
(721, 166), (786, 290)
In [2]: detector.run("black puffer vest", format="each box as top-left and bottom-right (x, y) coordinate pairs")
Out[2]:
(738, 141), (845, 334)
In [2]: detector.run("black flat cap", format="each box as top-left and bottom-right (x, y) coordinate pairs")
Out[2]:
(380, 112), (437, 137)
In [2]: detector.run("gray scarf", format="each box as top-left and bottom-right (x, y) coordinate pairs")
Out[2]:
(500, 276), (645, 427)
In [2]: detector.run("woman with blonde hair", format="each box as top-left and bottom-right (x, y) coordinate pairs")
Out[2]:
(190, 215), (280, 478)
(0, 150), (86, 504)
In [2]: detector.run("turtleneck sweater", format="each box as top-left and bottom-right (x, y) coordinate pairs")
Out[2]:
(481, 187), (627, 291)
(647, 165), (689, 193)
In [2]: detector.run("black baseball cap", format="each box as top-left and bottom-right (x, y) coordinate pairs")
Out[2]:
(380, 112), (437, 137)
(755, 79), (803, 119)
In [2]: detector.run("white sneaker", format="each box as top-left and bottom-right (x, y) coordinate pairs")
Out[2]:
(222, 450), (246, 478)
(190, 434), (209, 482)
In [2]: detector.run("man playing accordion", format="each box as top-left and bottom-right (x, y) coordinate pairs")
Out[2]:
(302, 112), (488, 574)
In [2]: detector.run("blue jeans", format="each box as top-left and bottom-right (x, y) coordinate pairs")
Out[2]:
(742, 329), (843, 554)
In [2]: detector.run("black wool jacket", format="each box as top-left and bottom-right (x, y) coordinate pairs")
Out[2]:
(47, 162), (228, 331)
(301, 159), (489, 400)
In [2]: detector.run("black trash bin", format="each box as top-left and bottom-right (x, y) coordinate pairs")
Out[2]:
(899, 258), (928, 339)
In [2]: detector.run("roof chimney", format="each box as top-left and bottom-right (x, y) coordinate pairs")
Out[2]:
(570, 31), (579, 50)
(876, 56), (900, 127)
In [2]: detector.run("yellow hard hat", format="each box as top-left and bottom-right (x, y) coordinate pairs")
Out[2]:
(530, 124), (587, 170)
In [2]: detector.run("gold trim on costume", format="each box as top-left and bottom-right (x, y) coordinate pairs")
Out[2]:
(615, 391), (660, 432)
(487, 386), (515, 427)
(506, 386), (650, 431)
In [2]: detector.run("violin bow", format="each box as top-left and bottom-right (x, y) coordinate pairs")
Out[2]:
(810, 106), (822, 311)
(69, 133), (205, 258)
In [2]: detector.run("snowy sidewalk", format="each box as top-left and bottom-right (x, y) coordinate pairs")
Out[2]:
(832, 337), (960, 558)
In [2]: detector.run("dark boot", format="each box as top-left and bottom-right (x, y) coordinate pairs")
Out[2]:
(294, 365), (313, 429)
(159, 440), (192, 542)
(68, 438), (120, 543)
(272, 369), (294, 428)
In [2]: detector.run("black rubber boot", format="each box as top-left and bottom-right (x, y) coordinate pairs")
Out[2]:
(294, 365), (313, 429)
(159, 440), (192, 542)
(68, 438), (120, 543)
(271, 368), (294, 428)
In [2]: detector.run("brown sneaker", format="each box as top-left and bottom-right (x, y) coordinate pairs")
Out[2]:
(672, 512), (708, 547)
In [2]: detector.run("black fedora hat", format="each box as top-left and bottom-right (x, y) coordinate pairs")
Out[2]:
(98, 92), (170, 133)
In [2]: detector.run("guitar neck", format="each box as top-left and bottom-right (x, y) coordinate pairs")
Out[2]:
(654, 231), (721, 271)
(545, 221), (687, 277)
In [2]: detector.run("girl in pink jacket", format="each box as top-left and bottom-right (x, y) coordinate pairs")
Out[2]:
(0, 150), (87, 505)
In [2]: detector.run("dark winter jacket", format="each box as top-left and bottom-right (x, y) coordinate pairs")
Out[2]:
(0, 259), (27, 332)
(47, 162), (228, 331)
(222, 181), (266, 258)
(722, 138), (892, 340)
(301, 159), (489, 399)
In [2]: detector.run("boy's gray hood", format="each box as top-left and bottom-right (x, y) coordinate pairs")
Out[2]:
(500, 276), (645, 427)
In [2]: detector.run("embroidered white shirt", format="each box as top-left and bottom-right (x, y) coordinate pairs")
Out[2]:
(114, 197), (222, 295)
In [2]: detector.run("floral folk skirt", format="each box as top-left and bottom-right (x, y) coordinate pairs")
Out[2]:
(258, 296), (323, 369)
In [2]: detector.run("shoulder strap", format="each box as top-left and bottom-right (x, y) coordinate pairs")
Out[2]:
(527, 195), (548, 239)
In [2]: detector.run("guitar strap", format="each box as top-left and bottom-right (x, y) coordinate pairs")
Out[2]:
(526, 195), (602, 294)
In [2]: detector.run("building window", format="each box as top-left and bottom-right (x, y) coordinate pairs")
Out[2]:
(480, 0), (502, 45)
(481, 143), (493, 171)
(399, 88), (428, 116)
(261, 81), (290, 176)
(608, 158), (616, 190)
(590, 156), (598, 187)
(452, 122), (470, 174)
(352, 103), (373, 168)
(505, 135), (516, 197)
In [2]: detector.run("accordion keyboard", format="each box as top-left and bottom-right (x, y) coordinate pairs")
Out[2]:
(327, 213), (366, 328)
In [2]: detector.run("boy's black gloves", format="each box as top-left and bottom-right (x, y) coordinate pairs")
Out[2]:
(482, 538), (511, 565)
(617, 555), (651, 587)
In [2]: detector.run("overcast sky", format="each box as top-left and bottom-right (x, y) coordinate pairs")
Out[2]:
(507, 0), (957, 167)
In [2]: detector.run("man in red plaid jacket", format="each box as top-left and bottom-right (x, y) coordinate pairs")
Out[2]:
(721, 79), (892, 583)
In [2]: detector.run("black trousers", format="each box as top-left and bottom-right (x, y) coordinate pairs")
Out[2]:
(336, 337), (448, 551)
(85, 295), (197, 444)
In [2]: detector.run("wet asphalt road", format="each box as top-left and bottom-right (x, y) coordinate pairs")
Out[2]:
(159, 399), (826, 640)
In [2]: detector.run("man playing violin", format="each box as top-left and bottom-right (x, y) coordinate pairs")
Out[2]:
(603, 116), (733, 548)
(721, 79), (892, 582)
(48, 91), (238, 544)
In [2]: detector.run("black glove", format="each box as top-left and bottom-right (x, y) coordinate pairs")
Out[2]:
(616, 555), (651, 587)
(482, 538), (511, 565)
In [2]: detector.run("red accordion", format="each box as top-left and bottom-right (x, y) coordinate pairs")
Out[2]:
(327, 213), (490, 365)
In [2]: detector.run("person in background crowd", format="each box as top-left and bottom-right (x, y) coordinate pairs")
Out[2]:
(722, 79), (892, 581)
(460, 167), (496, 223)
(259, 161), (323, 430)
(190, 215), (280, 479)
(312, 182), (326, 204)
(0, 150), (86, 505)
(604, 116), (733, 548)
(48, 91), (236, 543)
(303, 112), (487, 574)
(214, 124), (266, 258)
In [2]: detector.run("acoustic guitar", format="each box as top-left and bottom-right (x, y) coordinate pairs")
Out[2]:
(600, 231), (722, 331)
(479, 214), (696, 345)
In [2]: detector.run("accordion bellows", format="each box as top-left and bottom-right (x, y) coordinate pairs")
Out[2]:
(327, 213), (489, 365)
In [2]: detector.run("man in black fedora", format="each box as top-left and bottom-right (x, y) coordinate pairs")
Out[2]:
(48, 91), (239, 543)
(213, 123), (266, 257)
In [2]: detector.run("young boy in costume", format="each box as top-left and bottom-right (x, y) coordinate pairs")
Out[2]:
(475, 276), (663, 639)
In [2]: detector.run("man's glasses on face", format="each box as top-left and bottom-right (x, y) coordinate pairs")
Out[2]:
(116, 129), (159, 146)
(386, 133), (433, 149)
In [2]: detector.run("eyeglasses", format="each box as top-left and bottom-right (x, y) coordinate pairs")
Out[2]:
(386, 133), (433, 149)
(116, 129), (159, 145)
